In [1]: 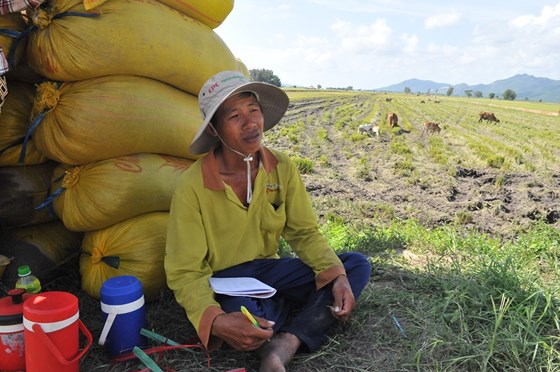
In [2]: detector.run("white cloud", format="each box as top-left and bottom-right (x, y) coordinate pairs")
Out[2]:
(510, 2), (560, 28)
(401, 33), (418, 54)
(292, 34), (329, 51)
(273, 33), (287, 42)
(253, 33), (336, 86)
(331, 18), (392, 54)
(424, 12), (462, 29)
(459, 45), (500, 66)
(476, 2), (560, 77)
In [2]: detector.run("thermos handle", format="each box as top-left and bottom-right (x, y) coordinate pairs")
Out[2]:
(99, 296), (145, 346)
(32, 319), (93, 366)
(98, 310), (117, 346)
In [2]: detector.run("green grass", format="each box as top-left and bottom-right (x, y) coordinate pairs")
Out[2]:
(315, 219), (560, 371)
(455, 96), (560, 113)
(290, 154), (314, 174)
(427, 135), (450, 165)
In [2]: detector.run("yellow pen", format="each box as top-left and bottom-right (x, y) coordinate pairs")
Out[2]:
(240, 305), (260, 328)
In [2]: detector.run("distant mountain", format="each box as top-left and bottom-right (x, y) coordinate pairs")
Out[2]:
(376, 78), (450, 95)
(375, 74), (560, 102)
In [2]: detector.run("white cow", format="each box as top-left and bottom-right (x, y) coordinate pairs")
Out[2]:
(358, 124), (380, 138)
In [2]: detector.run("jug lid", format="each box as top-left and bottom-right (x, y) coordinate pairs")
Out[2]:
(101, 275), (143, 304)
(22, 291), (78, 323)
(0, 289), (28, 324)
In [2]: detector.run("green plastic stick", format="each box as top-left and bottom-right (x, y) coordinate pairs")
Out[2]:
(140, 328), (181, 346)
(133, 346), (163, 372)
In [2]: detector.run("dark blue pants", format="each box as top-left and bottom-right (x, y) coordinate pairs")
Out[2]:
(212, 252), (371, 352)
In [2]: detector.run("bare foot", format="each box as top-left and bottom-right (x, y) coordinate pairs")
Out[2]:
(257, 332), (301, 372)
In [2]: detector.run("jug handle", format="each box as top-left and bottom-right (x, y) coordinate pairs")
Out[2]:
(32, 319), (93, 366)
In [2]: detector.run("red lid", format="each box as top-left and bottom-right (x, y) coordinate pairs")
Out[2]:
(0, 289), (30, 324)
(23, 291), (78, 323)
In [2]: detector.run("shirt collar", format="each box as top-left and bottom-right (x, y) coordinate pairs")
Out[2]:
(201, 145), (279, 190)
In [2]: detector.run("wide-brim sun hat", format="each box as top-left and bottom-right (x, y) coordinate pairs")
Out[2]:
(190, 70), (290, 155)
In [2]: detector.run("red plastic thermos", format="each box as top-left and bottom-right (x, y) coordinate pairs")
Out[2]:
(0, 289), (31, 371)
(23, 291), (93, 372)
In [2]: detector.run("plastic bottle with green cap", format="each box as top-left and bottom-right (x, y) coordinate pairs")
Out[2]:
(15, 265), (42, 293)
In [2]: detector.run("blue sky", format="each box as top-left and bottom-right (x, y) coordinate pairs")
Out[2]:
(215, 1), (560, 89)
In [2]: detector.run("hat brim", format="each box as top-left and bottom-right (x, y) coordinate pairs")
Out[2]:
(189, 82), (289, 155)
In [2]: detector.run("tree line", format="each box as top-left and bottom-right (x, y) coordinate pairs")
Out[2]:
(404, 86), (517, 100)
(250, 69), (518, 101)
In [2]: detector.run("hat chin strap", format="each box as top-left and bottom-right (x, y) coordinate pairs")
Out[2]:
(209, 124), (254, 204)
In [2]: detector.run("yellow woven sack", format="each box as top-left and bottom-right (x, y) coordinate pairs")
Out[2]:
(0, 80), (35, 151)
(237, 58), (250, 79)
(154, 0), (234, 28)
(27, 0), (240, 95)
(80, 212), (169, 301)
(0, 220), (83, 285)
(0, 142), (48, 166)
(0, 81), (48, 166)
(84, 0), (234, 28)
(30, 76), (202, 165)
(0, 161), (59, 228)
(51, 153), (193, 232)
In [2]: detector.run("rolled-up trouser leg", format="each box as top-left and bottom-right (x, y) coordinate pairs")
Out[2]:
(280, 252), (372, 352)
(280, 284), (337, 352)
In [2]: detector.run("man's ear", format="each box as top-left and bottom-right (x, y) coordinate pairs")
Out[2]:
(206, 123), (218, 136)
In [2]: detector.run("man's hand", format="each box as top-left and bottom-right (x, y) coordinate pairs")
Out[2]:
(329, 275), (355, 321)
(211, 312), (274, 351)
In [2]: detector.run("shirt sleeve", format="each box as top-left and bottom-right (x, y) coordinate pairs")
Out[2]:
(164, 177), (224, 350)
(278, 152), (346, 287)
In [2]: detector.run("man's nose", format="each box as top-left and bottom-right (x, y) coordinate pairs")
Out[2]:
(240, 111), (257, 127)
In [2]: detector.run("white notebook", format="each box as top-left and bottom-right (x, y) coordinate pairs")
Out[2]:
(209, 277), (277, 298)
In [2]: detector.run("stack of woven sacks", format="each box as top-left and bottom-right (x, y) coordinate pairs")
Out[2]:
(1, 2), (83, 287)
(0, 0), (248, 300)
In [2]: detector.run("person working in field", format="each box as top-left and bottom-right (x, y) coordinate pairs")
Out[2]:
(165, 71), (371, 371)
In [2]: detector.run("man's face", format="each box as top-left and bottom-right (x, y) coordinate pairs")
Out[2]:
(212, 92), (264, 154)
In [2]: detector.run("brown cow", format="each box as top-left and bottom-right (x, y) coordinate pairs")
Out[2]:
(387, 112), (398, 128)
(422, 121), (441, 135)
(478, 111), (500, 123)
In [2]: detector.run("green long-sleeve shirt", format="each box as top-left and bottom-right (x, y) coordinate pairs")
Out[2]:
(164, 146), (345, 349)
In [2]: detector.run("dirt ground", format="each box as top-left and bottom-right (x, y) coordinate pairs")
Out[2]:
(303, 157), (560, 238)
